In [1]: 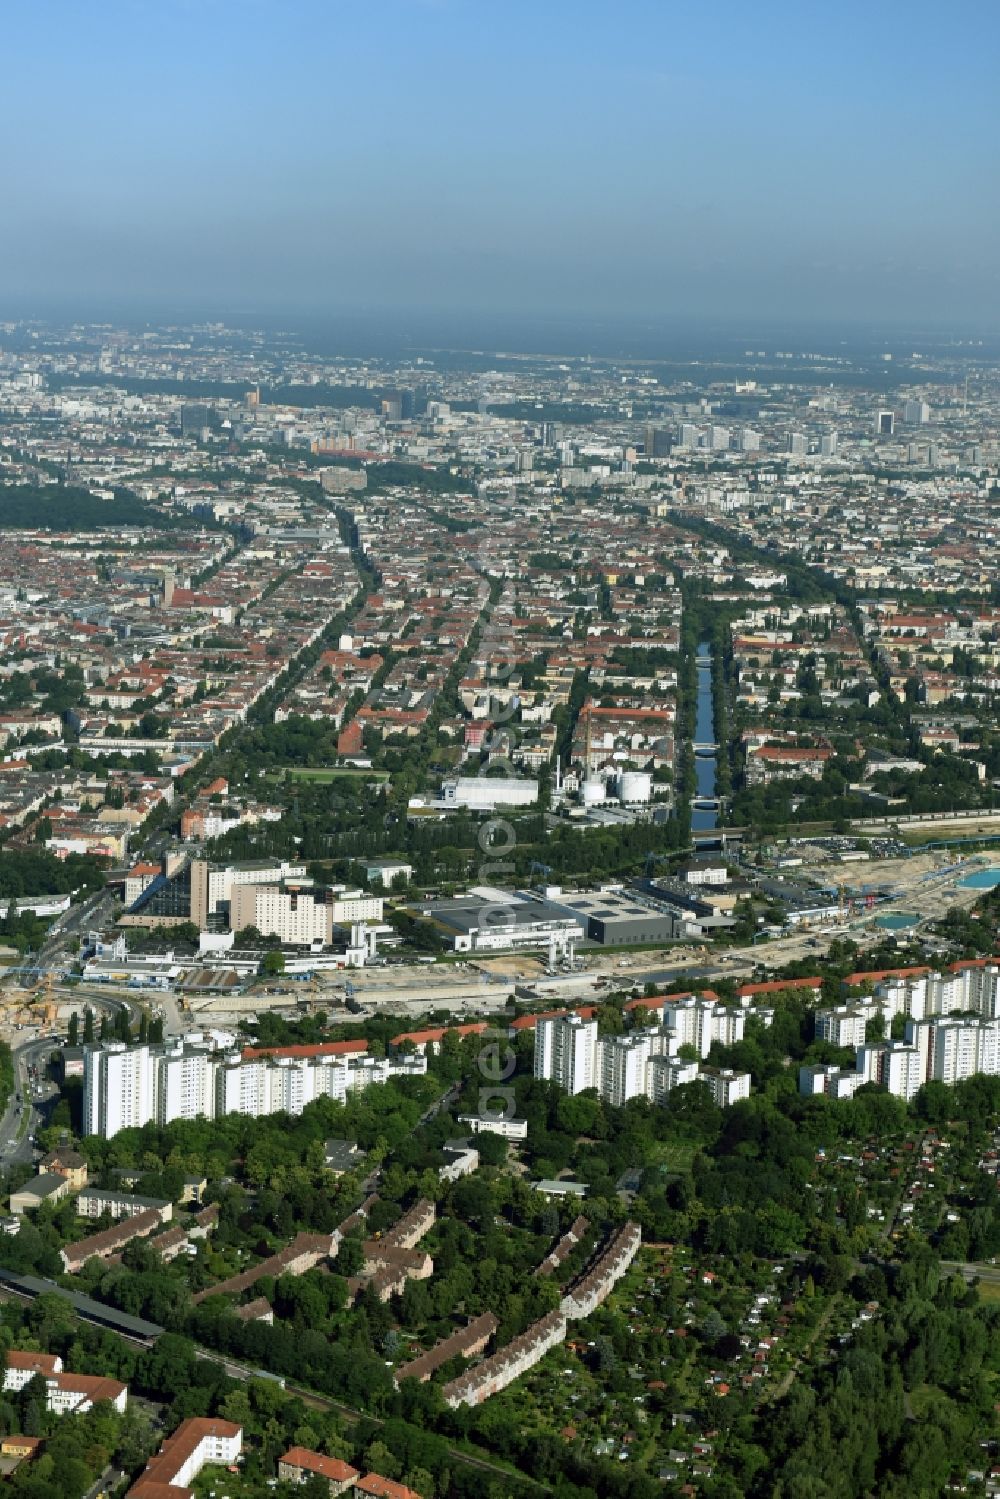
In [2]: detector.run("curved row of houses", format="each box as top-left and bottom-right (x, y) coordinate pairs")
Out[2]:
(442, 1220), (641, 1408)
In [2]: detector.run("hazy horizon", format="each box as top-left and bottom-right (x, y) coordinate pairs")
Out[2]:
(4, 0), (998, 335)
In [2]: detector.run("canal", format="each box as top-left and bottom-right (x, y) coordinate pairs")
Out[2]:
(691, 638), (718, 832)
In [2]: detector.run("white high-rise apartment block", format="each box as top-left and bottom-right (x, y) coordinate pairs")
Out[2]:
(799, 1063), (864, 1099)
(931, 1020), (980, 1085)
(157, 1047), (216, 1125)
(699, 1067), (752, 1108)
(190, 857), (308, 927)
(598, 1033), (651, 1107)
(661, 997), (745, 1059)
(646, 1055), (700, 1104)
(904, 400), (930, 424)
(814, 1005), (872, 1048)
(533, 1010), (751, 1110)
(906, 1016), (1000, 1087)
(534, 1014), (599, 1095)
(84, 1044), (156, 1138)
(851, 1041), (925, 1101)
(883, 1043), (925, 1101)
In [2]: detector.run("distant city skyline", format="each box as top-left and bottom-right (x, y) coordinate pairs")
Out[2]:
(3, 0), (998, 332)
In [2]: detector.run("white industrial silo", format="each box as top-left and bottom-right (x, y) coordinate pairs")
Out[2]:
(618, 771), (652, 804)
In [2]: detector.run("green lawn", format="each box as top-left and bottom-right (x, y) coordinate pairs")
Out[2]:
(649, 1140), (698, 1173)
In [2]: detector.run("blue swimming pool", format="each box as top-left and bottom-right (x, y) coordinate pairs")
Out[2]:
(958, 868), (1000, 890)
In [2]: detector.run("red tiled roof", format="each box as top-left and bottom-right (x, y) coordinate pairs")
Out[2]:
(355, 1476), (424, 1499)
(391, 1022), (487, 1048)
(6, 1351), (60, 1376)
(128, 1418), (241, 1497)
(843, 966), (930, 986)
(279, 1447), (358, 1483)
(510, 1005), (597, 1032)
(736, 977), (822, 997)
(241, 1039), (368, 1060)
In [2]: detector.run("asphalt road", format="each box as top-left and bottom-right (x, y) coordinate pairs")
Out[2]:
(0, 1034), (61, 1172)
(940, 1259), (1000, 1285)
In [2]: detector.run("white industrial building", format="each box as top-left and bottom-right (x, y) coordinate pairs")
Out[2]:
(440, 776), (539, 811)
(458, 1113), (529, 1140)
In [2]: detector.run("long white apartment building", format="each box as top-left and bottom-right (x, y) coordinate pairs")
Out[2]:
(230, 882), (334, 945)
(534, 1008), (750, 1109)
(801, 1007), (1000, 1103)
(84, 1037), (426, 1139)
(230, 880), (384, 945)
(3, 1352), (128, 1416)
(856, 1041), (926, 1101)
(873, 963), (1000, 1022)
(906, 1015), (1000, 1087)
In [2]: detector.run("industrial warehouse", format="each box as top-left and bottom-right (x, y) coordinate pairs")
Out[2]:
(413, 882), (682, 955)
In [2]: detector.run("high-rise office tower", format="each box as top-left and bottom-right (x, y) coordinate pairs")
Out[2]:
(180, 404), (211, 438)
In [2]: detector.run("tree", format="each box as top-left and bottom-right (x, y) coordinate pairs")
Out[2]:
(364, 1440), (401, 1479)
(335, 1235), (364, 1276)
(67, 1011), (79, 1047)
(261, 949), (285, 976)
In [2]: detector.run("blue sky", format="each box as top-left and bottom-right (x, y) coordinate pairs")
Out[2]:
(2, 0), (998, 331)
